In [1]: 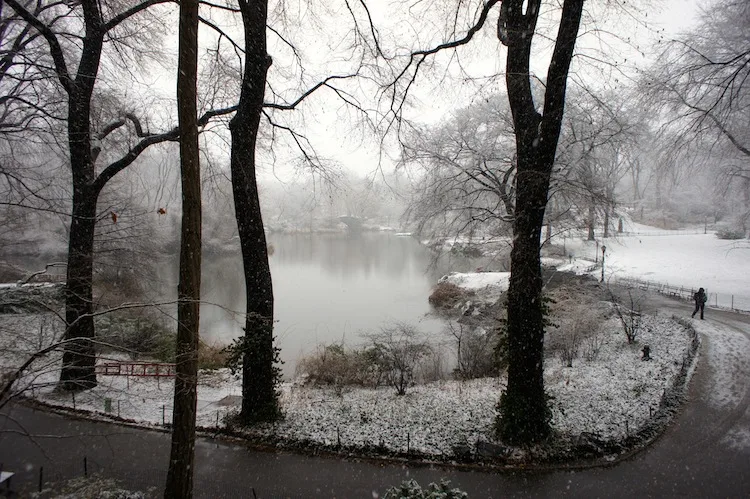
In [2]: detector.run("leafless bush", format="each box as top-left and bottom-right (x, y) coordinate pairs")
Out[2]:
(199, 341), (229, 370)
(546, 285), (605, 367)
(609, 287), (643, 344)
(417, 343), (448, 383)
(295, 343), (381, 390)
(582, 333), (605, 361)
(558, 331), (580, 368)
(368, 323), (431, 395)
(428, 282), (472, 309)
(445, 321), (498, 379)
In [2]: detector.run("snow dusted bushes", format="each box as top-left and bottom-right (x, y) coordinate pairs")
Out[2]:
(383, 479), (467, 499)
(608, 288), (644, 344)
(545, 285), (606, 367)
(444, 321), (499, 379)
(295, 343), (382, 390)
(296, 324), (434, 395)
(96, 313), (175, 362)
(428, 282), (473, 309)
(368, 323), (432, 395)
(32, 474), (149, 498)
(198, 341), (229, 370)
(715, 223), (746, 240)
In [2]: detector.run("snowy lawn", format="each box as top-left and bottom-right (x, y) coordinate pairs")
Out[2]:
(550, 221), (750, 311)
(2, 308), (699, 461)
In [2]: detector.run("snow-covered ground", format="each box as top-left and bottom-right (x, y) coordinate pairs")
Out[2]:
(2, 310), (698, 459)
(3, 223), (748, 460)
(428, 220), (750, 312)
(558, 222), (750, 311)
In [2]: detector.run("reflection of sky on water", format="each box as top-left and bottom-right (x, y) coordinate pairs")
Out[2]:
(7, 233), (485, 378)
(177, 233), (457, 378)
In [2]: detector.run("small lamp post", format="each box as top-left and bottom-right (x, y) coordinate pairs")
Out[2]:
(600, 245), (606, 282)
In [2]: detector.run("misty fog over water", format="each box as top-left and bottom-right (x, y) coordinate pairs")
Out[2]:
(157, 232), (476, 377)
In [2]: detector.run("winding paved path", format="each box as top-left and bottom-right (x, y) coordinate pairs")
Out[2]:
(2, 296), (750, 497)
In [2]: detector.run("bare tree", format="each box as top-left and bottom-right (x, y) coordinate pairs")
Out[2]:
(642, 0), (750, 229)
(4, 0), (171, 390)
(553, 88), (640, 239)
(375, 0), (591, 443)
(202, 0), (373, 423)
(3, 0), (243, 391)
(402, 97), (516, 241)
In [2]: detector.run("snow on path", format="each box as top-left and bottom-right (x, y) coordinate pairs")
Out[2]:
(558, 230), (750, 310)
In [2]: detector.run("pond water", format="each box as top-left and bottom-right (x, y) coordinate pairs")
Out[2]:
(181, 233), (466, 377)
(7, 233), (485, 378)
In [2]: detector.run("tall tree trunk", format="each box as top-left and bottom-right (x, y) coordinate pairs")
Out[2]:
(497, 0), (584, 445)
(603, 208), (610, 238)
(58, 13), (104, 390)
(59, 186), (97, 390)
(587, 204), (596, 241)
(502, 154), (552, 443)
(230, 0), (280, 423)
(164, 0), (200, 494)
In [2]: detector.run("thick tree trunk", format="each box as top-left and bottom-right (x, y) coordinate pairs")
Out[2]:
(59, 18), (103, 389)
(230, 0), (279, 423)
(498, 0), (583, 445)
(59, 185), (97, 390)
(501, 156), (551, 443)
(164, 0), (200, 495)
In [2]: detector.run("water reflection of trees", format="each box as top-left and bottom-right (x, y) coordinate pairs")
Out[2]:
(268, 233), (438, 280)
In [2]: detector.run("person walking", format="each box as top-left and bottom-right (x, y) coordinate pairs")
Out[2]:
(692, 287), (707, 319)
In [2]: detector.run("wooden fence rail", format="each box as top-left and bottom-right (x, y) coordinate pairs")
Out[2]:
(95, 362), (175, 377)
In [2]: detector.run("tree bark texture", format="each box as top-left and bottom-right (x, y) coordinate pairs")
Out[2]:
(230, 0), (280, 423)
(498, 0), (584, 445)
(5, 0), (177, 391)
(58, 0), (105, 391)
(164, 0), (200, 495)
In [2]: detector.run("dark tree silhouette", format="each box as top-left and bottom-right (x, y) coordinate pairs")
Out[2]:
(229, 0), (280, 423)
(164, 0), (201, 494)
(381, 0), (585, 443)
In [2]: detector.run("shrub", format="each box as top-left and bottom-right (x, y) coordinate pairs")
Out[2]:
(715, 225), (746, 240)
(558, 331), (580, 368)
(383, 479), (467, 499)
(450, 243), (483, 258)
(295, 343), (382, 389)
(96, 313), (175, 361)
(417, 344), (449, 383)
(32, 474), (149, 498)
(428, 282), (470, 309)
(0, 262), (25, 282)
(608, 287), (643, 344)
(582, 332), (604, 361)
(368, 323), (431, 395)
(545, 284), (604, 367)
(199, 340), (229, 370)
(445, 321), (498, 379)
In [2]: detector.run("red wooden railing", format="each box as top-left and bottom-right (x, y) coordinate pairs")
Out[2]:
(96, 362), (175, 377)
